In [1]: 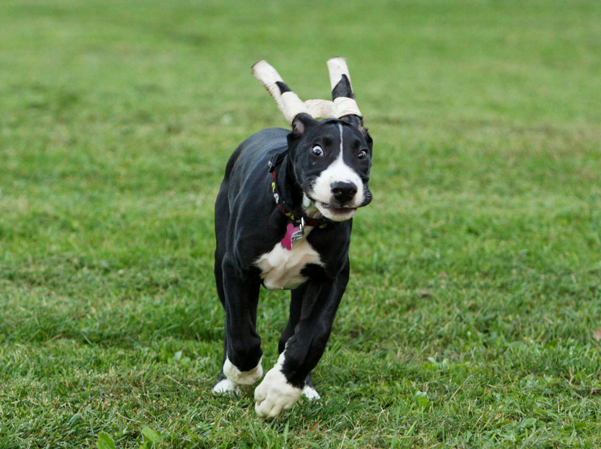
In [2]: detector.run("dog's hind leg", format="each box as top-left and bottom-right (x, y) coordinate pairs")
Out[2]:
(302, 373), (320, 400)
(214, 183), (229, 309)
(213, 257), (264, 393)
(213, 186), (239, 393)
(212, 259), (233, 392)
(212, 186), (263, 394)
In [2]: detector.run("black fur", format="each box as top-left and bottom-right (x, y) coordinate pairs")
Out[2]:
(214, 110), (372, 408)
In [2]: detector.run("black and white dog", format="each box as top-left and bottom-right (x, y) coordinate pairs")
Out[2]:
(212, 59), (373, 419)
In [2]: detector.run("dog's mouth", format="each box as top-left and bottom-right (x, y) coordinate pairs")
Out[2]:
(315, 201), (358, 221)
(303, 185), (371, 222)
(318, 202), (357, 214)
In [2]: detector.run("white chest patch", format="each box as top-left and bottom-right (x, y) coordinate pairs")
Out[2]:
(255, 227), (323, 290)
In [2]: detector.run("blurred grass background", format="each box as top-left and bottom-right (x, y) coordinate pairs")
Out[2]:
(1, 0), (601, 447)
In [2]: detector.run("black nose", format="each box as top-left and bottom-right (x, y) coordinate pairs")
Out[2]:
(331, 181), (358, 204)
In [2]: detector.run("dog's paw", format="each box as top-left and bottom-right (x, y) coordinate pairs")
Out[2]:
(212, 378), (241, 395)
(223, 357), (263, 386)
(302, 385), (321, 400)
(254, 368), (303, 419)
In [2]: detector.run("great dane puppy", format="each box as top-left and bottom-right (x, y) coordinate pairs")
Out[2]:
(212, 59), (373, 419)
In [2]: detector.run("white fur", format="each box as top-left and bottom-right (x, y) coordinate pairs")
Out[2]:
(309, 124), (364, 221)
(255, 353), (303, 419)
(302, 385), (321, 400)
(302, 193), (322, 218)
(212, 378), (240, 394)
(255, 227), (323, 290)
(221, 357), (263, 386)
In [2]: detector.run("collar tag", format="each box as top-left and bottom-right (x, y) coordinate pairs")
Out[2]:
(281, 218), (304, 250)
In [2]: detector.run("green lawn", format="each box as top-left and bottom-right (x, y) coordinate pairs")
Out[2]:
(1, 0), (601, 447)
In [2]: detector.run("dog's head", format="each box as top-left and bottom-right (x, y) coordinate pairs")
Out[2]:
(253, 58), (373, 222)
(287, 114), (373, 222)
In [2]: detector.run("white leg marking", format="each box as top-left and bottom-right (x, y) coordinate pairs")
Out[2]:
(302, 385), (321, 400)
(254, 353), (303, 419)
(221, 357), (263, 386)
(212, 378), (241, 394)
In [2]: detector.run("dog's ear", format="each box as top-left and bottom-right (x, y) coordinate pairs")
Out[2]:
(331, 72), (370, 141)
(252, 61), (311, 125)
(332, 74), (355, 100)
(328, 58), (365, 133)
(289, 113), (318, 139)
(339, 113), (362, 128)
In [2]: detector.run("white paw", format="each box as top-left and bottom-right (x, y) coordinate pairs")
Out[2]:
(212, 378), (240, 394)
(254, 368), (303, 419)
(223, 357), (263, 386)
(302, 385), (321, 400)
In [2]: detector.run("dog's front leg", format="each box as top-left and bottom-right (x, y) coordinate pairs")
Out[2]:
(213, 257), (264, 394)
(255, 263), (349, 419)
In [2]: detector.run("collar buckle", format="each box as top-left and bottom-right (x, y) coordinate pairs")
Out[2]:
(290, 217), (305, 242)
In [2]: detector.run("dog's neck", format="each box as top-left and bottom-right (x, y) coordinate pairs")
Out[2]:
(272, 154), (325, 224)
(302, 194), (322, 219)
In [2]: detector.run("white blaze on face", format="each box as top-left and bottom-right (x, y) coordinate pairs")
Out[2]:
(310, 124), (364, 221)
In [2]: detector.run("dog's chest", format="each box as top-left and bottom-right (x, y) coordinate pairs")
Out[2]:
(255, 227), (323, 290)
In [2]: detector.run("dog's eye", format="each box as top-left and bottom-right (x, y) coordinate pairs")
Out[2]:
(312, 145), (324, 157)
(357, 149), (368, 160)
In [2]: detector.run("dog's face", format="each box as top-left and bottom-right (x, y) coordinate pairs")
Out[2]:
(287, 114), (373, 222)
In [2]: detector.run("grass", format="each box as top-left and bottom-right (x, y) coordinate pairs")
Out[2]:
(1, 0), (601, 447)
